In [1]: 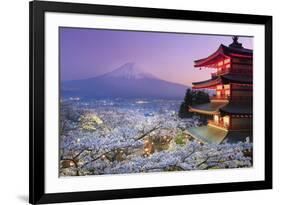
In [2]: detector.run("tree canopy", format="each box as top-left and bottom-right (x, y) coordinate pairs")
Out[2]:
(178, 89), (210, 118)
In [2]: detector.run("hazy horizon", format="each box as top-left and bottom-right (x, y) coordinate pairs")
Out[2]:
(60, 27), (253, 86)
(61, 62), (190, 87)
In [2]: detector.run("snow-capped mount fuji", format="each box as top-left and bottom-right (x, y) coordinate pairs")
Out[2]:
(62, 63), (189, 99)
(102, 62), (157, 80)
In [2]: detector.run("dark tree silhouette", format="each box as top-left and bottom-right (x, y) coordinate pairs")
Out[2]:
(178, 89), (210, 118)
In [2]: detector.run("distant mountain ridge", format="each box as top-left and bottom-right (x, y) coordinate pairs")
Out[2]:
(62, 63), (189, 99)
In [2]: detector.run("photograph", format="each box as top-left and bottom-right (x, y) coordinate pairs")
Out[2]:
(59, 28), (253, 177)
(28, 1), (273, 203)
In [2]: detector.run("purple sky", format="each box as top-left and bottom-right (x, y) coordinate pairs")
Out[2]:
(60, 27), (253, 86)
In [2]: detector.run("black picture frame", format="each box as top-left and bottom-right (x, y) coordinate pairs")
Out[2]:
(29, 0), (272, 204)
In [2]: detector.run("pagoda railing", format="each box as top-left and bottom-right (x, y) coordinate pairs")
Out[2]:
(211, 69), (230, 78)
(208, 120), (252, 130)
(208, 120), (228, 129)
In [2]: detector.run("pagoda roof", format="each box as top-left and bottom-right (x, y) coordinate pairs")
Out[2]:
(192, 74), (252, 89)
(194, 44), (253, 68)
(220, 74), (252, 84)
(220, 102), (253, 115)
(192, 76), (221, 89)
(189, 101), (228, 115)
(187, 125), (228, 144)
(187, 126), (252, 144)
(189, 100), (252, 115)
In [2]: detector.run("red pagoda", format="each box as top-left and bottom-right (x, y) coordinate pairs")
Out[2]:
(187, 36), (253, 144)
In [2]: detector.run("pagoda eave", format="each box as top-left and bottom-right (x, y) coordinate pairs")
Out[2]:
(219, 103), (253, 115)
(192, 74), (253, 89)
(220, 74), (253, 84)
(189, 102), (228, 115)
(187, 126), (253, 144)
(194, 44), (253, 68)
(187, 126), (228, 144)
(194, 45), (228, 67)
(189, 107), (220, 115)
(192, 77), (221, 89)
(228, 53), (252, 58)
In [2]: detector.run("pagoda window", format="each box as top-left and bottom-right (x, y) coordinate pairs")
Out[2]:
(214, 115), (219, 123)
(223, 116), (230, 127)
(224, 84), (230, 89)
(225, 90), (230, 97)
(216, 90), (221, 97)
(218, 61), (224, 67)
(224, 58), (231, 64)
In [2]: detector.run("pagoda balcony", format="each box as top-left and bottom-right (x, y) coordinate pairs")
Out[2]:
(211, 69), (230, 78)
(208, 120), (252, 131)
(208, 120), (229, 130)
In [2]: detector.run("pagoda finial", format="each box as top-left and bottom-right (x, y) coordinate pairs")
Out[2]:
(233, 36), (238, 43)
(229, 36), (243, 48)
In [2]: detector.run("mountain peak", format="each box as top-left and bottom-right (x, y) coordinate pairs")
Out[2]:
(105, 63), (157, 79)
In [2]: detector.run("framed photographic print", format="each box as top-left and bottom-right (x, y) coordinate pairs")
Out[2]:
(29, 0), (272, 204)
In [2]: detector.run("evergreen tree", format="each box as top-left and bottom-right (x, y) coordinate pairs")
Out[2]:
(178, 89), (192, 118)
(178, 89), (210, 118)
(194, 90), (210, 104)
